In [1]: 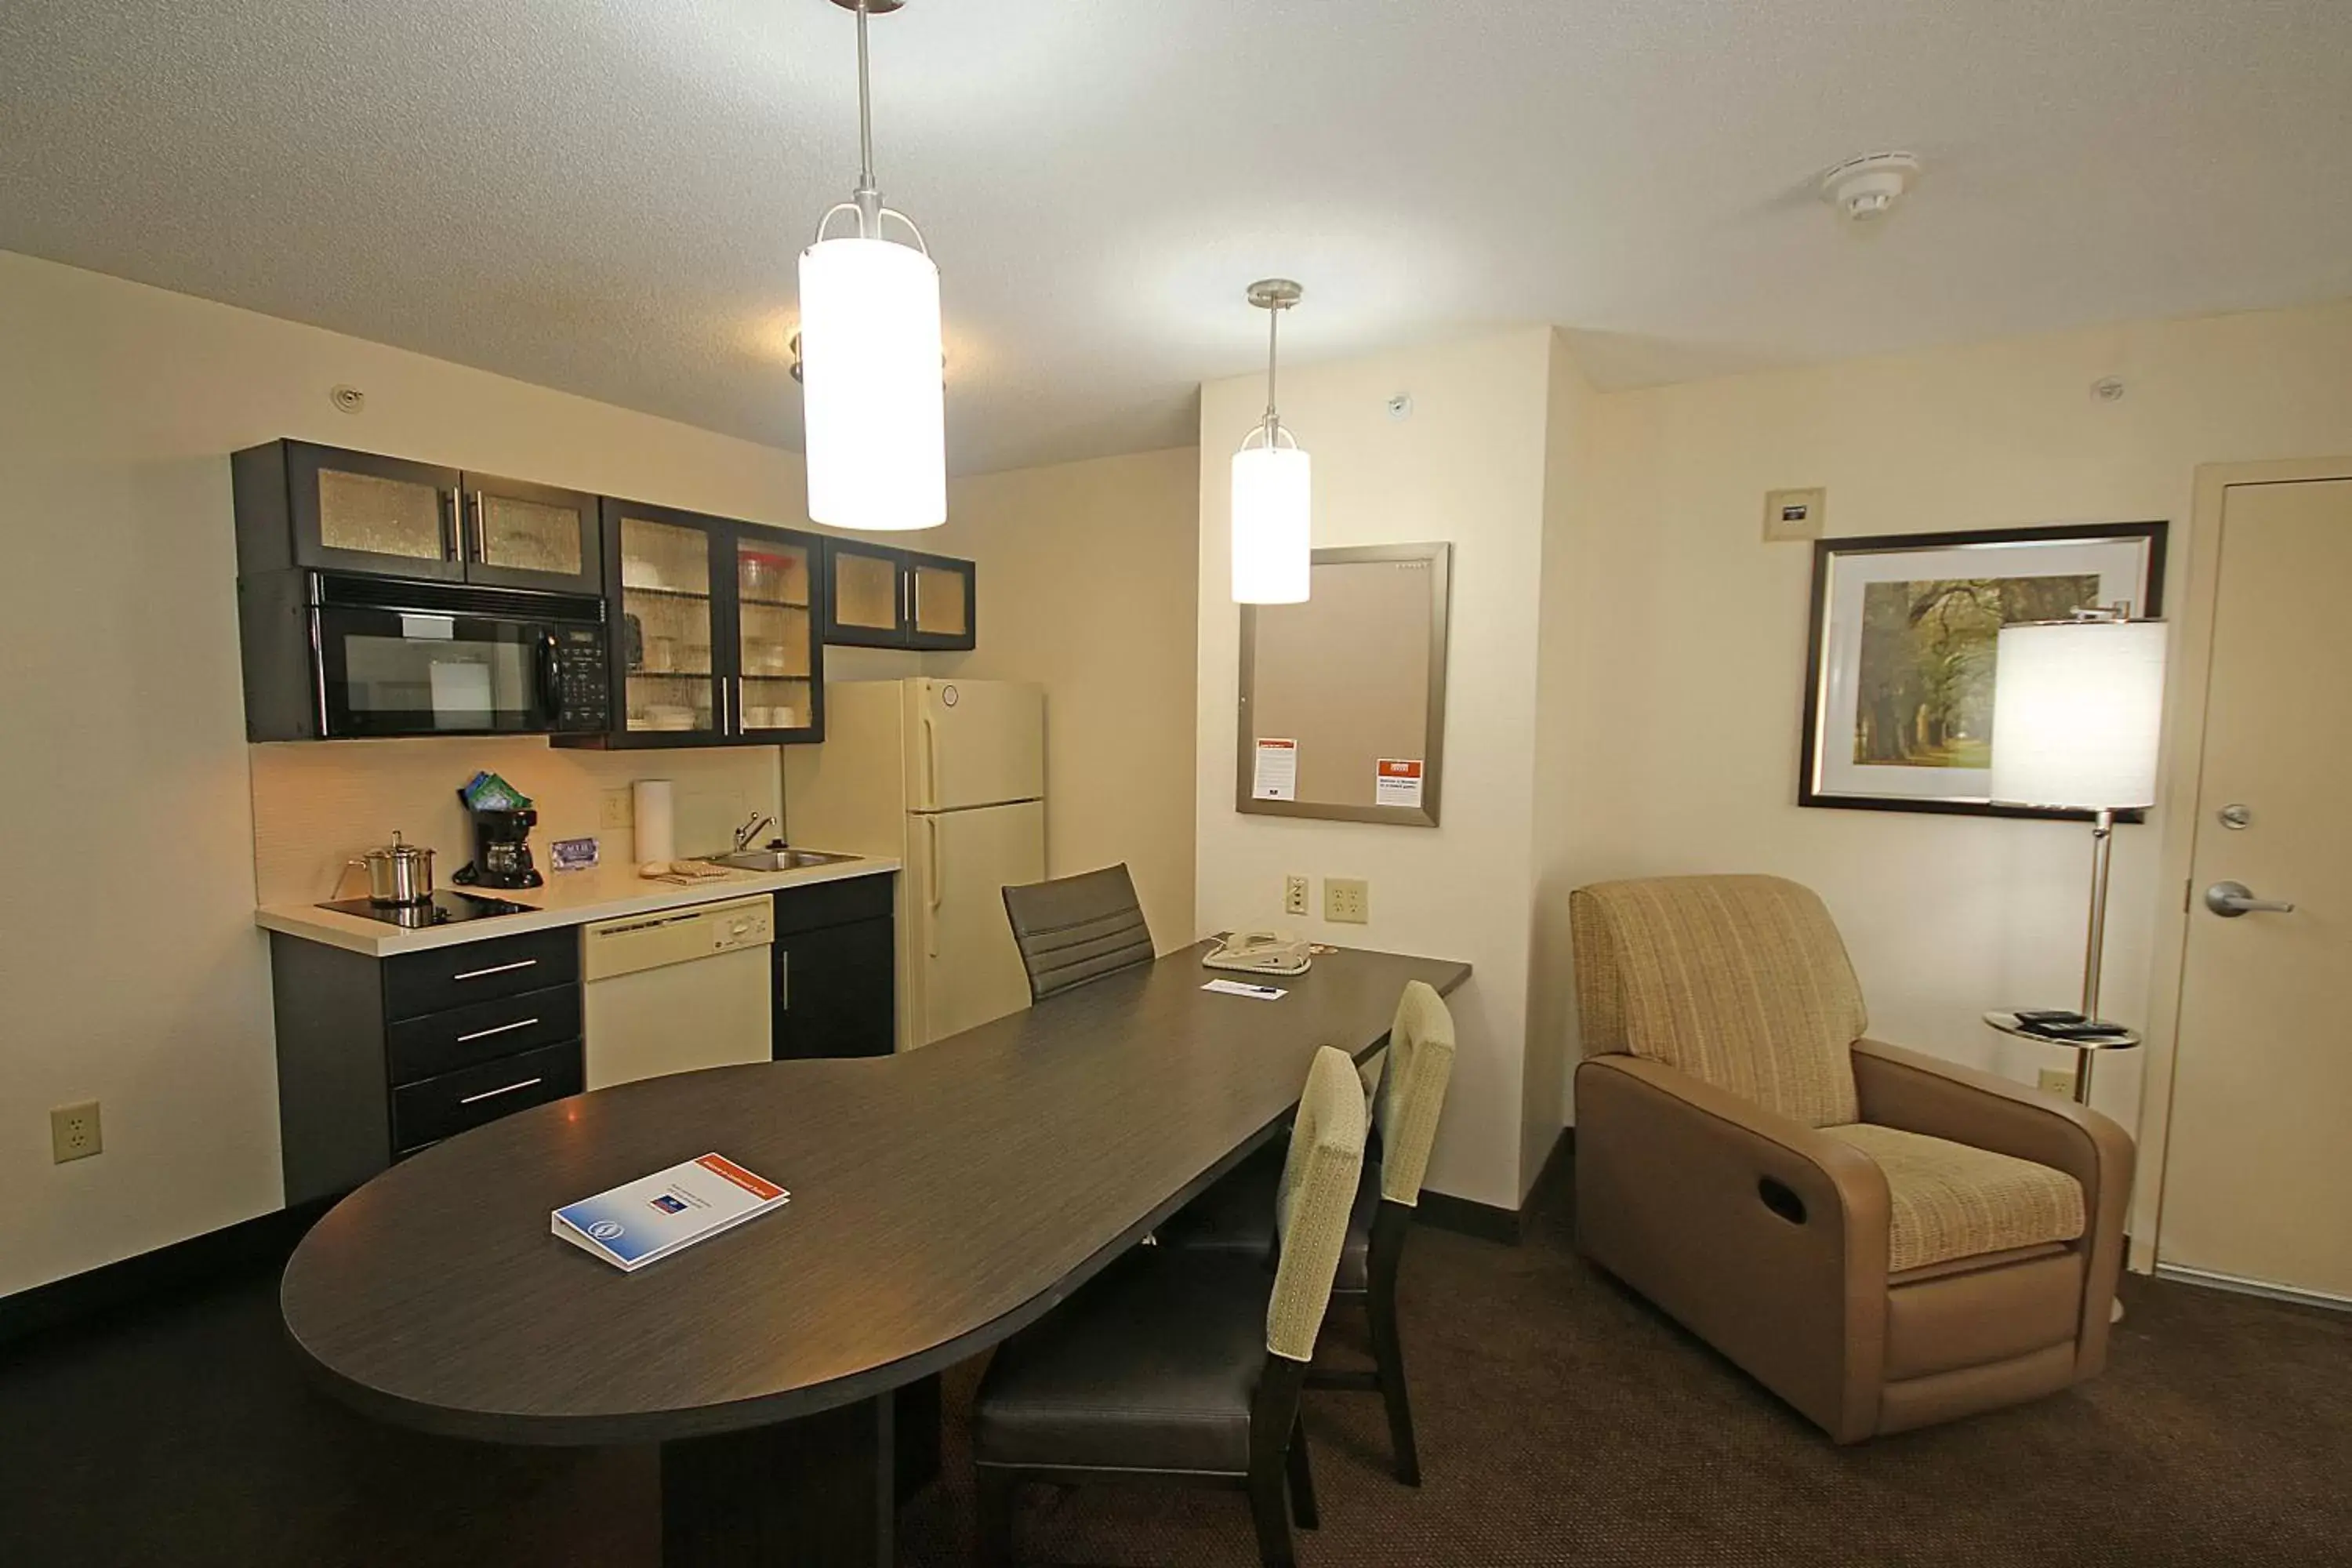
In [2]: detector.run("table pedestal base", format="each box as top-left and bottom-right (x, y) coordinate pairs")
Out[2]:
(659, 1377), (939, 1568)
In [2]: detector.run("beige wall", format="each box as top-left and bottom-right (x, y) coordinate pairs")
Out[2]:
(0, 251), (826, 1296)
(1197, 328), (1557, 1212)
(1524, 332), (1599, 1184)
(1536, 299), (2352, 1148)
(922, 450), (1199, 946)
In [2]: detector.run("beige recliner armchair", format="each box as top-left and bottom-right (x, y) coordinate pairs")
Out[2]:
(1570, 874), (2134, 1443)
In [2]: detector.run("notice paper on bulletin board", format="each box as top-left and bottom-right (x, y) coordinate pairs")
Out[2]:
(1252, 739), (1298, 800)
(1236, 543), (1451, 826)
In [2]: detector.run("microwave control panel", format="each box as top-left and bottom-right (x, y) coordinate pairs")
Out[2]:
(554, 625), (611, 731)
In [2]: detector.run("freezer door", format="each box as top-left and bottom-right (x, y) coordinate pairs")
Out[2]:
(907, 678), (1044, 811)
(904, 798), (1046, 1045)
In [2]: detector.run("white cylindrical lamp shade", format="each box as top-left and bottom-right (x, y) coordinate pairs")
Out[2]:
(1988, 619), (2168, 809)
(797, 236), (946, 531)
(1230, 443), (1311, 604)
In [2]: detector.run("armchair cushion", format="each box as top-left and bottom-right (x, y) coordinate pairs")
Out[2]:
(1570, 876), (1864, 1127)
(1821, 1123), (2085, 1273)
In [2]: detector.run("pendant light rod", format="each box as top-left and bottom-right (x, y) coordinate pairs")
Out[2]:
(829, 0), (906, 237)
(1246, 278), (1303, 444)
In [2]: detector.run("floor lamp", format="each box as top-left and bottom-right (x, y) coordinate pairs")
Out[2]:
(1987, 609), (2169, 1103)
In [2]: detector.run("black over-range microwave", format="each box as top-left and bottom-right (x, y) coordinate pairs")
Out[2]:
(238, 571), (610, 741)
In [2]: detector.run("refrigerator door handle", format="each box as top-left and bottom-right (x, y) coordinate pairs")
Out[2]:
(920, 712), (939, 810)
(924, 815), (942, 955)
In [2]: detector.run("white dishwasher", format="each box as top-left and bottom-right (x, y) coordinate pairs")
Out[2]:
(583, 895), (774, 1091)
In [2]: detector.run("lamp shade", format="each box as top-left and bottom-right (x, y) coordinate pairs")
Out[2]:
(1230, 444), (1310, 604)
(798, 235), (946, 531)
(1988, 619), (2168, 809)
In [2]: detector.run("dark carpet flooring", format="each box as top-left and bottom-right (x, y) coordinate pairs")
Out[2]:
(3, 1171), (2346, 1567)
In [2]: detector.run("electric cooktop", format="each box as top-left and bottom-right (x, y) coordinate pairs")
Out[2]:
(316, 890), (540, 929)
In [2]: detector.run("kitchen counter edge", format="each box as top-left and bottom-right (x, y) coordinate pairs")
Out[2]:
(256, 858), (900, 960)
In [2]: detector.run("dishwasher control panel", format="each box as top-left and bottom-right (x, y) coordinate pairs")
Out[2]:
(710, 900), (772, 953)
(582, 894), (775, 982)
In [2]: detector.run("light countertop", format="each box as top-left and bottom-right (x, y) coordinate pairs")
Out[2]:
(256, 857), (899, 959)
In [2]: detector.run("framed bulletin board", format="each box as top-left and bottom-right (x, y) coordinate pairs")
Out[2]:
(1236, 542), (1452, 826)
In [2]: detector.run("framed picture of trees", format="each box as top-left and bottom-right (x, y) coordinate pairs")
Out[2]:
(1798, 521), (2168, 818)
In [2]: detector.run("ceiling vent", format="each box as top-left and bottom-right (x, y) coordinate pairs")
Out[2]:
(1820, 152), (1921, 223)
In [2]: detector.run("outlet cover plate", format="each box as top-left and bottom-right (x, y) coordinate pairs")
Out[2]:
(1324, 877), (1370, 924)
(1763, 487), (1826, 543)
(600, 789), (633, 829)
(51, 1100), (101, 1163)
(2036, 1068), (2075, 1097)
(1283, 875), (1310, 917)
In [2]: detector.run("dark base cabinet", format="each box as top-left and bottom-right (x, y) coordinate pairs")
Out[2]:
(270, 927), (583, 1207)
(773, 875), (898, 1061)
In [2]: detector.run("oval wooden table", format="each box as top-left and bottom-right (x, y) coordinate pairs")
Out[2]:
(281, 942), (1470, 1566)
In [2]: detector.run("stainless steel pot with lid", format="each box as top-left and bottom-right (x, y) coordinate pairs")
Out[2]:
(353, 831), (434, 906)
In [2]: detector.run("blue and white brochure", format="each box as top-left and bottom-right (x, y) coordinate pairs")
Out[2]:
(552, 1153), (790, 1272)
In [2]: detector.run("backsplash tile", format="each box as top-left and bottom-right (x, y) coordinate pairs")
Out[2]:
(248, 737), (781, 906)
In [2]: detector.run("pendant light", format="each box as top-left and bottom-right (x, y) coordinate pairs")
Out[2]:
(1232, 279), (1311, 604)
(799, 0), (945, 531)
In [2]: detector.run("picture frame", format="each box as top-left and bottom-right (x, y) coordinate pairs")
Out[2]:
(1798, 521), (2168, 820)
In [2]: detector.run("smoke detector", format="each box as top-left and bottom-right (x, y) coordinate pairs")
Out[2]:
(1820, 152), (1920, 223)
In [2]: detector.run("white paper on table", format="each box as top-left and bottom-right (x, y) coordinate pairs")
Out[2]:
(1202, 978), (1287, 1000)
(1252, 738), (1298, 800)
(1374, 758), (1425, 808)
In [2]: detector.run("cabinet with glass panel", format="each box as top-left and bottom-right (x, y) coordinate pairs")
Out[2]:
(821, 540), (976, 651)
(558, 499), (825, 748)
(231, 440), (600, 594)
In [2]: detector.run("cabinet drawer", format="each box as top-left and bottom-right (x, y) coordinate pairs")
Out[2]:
(385, 982), (581, 1086)
(771, 871), (895, 936)
(392, 1039), (583, 1153)
(384, 926), (579, 1020)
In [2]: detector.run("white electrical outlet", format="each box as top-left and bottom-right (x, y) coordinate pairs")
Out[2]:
(1283, 875), (1310, 917)
(2037, 1068), (2074, 1097)
(51, 1101), (102, 1163)
(601, 788), (633, 829)
(1323, 877), (1370, 924)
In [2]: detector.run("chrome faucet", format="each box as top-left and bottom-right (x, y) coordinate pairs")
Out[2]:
(732, 813), (775, 853)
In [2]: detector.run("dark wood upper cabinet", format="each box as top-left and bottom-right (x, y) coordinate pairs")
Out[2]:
(557, 498), (826, 749)
(821, 539), (976, 652)
(234, 441), (600, 594)
(459, 472), (601, 594)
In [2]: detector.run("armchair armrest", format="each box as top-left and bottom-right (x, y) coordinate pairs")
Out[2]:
(1573, 1055), (1892, 1441)
(1849, 1038), (2134, 1374)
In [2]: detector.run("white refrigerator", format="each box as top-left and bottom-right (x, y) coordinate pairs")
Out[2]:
(782, 678), (1046, 1048)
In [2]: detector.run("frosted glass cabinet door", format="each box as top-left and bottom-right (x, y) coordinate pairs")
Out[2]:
(615, 512), (719, 739)
(827, 543), (906, 644)
(464, 474), (601, 593)
(288, 443), (466, 581)
(735, 531), (818, 738)
(907, 554), (975, 648)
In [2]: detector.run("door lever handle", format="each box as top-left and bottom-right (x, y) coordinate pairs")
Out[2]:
(2204, 880), (2296, 918)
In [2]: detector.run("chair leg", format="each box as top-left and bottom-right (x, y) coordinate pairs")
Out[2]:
(1285, 1413), (1319, 1530)
(1367, 1270), (1421, 1486)
(975, 1466), (1014, 1568)
(1246, 1466), (1297, 1568)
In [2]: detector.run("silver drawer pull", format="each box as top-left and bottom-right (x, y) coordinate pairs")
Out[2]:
(452, 958), (538, 982)
(456, 1016), (539, 1044)
(457, 1076), (544, 1106)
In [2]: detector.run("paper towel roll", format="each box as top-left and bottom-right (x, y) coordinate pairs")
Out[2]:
(633, 779), (675, 869)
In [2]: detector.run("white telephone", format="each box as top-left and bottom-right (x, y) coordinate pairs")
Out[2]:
(1202, 930), (1314, 976)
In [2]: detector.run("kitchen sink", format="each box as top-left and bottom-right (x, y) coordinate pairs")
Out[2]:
(704, 848), (863, 872)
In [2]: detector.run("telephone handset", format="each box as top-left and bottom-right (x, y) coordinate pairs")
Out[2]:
(1202, 929), (1314, 976)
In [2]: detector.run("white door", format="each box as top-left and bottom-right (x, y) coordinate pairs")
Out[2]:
(907, 678), (1044, 811)
(903, 798), (1046, 1044)
(2158, 477), (2352, 1304)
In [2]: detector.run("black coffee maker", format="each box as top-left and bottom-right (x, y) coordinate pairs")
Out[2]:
(452, 800), (543, 889)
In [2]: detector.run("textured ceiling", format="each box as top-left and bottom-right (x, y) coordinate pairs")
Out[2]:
(4, 1), (2350, 474)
